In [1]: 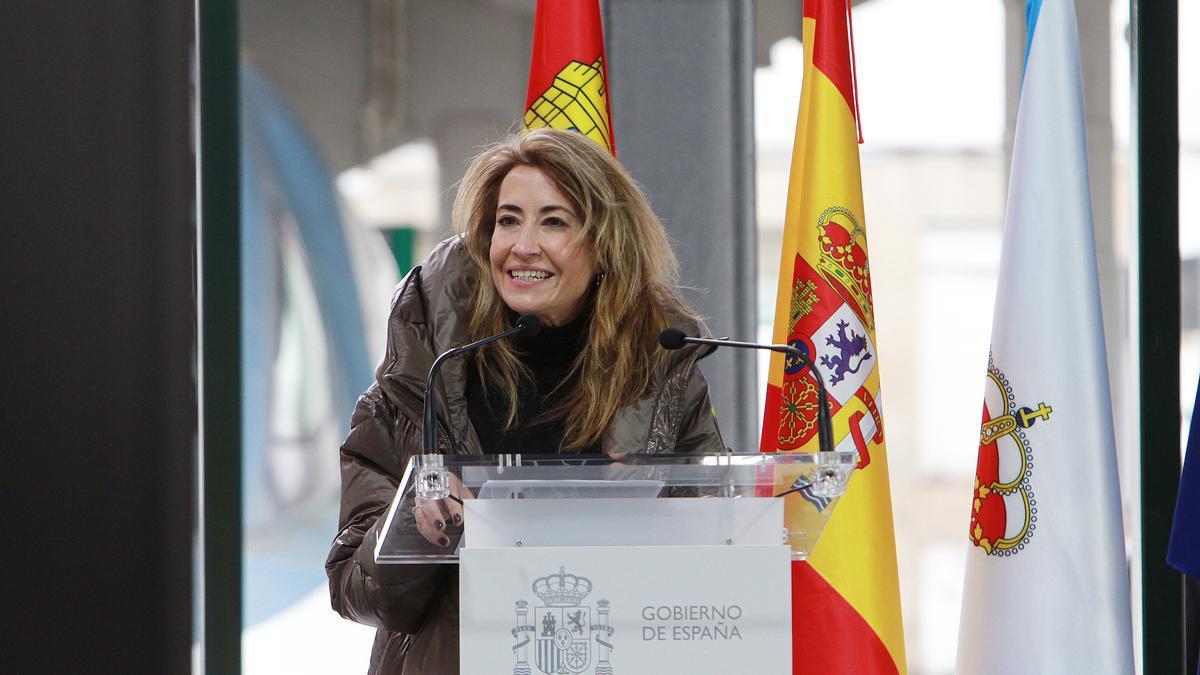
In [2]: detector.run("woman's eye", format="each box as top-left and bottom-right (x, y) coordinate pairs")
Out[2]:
(543, 217), (568, 229)
(496, 215), (518, 227)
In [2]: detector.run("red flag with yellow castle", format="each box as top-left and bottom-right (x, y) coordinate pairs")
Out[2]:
(760, 0), (906, 672)
(523, 0), (614, 154)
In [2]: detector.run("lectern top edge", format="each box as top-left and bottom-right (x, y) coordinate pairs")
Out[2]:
(376, 450), (858, 565)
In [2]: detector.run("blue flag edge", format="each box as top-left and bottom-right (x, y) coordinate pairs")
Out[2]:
(1167, 375), (1200, 577)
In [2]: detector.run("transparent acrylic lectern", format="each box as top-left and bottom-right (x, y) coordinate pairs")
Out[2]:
(375, 451), (858, 565)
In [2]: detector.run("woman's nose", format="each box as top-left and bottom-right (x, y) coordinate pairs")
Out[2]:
(512, 223), (540, 256)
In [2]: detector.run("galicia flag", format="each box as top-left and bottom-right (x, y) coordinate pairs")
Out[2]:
(956, 2), (1134, 673)
(523, 0), (615, 154)
(759, 0), (907, 672)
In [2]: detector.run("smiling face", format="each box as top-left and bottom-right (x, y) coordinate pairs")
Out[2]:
(489, 165), (597, 327)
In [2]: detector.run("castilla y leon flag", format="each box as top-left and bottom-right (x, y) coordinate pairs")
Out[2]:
(523, 0), (614, 154)
(760, 0), (906, 672)
(956, 1), (1134, 673)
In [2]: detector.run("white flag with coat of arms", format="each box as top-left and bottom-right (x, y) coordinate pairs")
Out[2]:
(956, 0), (1134, 672)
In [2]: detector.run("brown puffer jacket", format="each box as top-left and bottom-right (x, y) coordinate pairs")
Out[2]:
(325, 237), (726, 674)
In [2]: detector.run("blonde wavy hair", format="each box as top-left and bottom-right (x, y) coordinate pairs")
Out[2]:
(453, 128), (697, 451)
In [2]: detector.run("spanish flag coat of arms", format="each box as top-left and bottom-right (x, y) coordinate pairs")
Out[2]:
(760, 1), (906, 672)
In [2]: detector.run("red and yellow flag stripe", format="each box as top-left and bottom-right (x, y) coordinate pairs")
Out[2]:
(523, 0), (615, 154)
(761, 1), (906, 672)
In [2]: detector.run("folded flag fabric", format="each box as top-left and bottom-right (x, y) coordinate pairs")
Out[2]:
(759, 0), (906, 671)
(523, 0), (614, 154)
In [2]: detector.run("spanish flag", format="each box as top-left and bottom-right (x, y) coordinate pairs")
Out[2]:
(523, 0), (614, 154)
(759, 1), (906, 672)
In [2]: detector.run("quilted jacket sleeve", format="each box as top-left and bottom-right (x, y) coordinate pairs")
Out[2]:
(673, 367), (728, 454)
(325, 383), (447, 635)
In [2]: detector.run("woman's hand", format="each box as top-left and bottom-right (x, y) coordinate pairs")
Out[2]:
(412, 472), (473, 548)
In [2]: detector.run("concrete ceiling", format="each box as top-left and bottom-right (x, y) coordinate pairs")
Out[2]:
(239, 0), (877, 171)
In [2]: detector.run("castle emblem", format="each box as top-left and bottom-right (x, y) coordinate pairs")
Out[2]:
(524, 58), (612, 152)
(512, 567), (614, 675)
(969, 355), (1053, 556)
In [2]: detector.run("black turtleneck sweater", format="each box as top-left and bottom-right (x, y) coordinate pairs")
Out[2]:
(466, 311), (597, 454)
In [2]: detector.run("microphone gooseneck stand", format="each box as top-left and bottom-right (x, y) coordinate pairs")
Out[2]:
(658, 328), (835, 456)
(422, 314), (541, 456)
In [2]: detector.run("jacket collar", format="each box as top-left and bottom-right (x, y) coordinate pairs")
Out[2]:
(377, 237), (480, 454)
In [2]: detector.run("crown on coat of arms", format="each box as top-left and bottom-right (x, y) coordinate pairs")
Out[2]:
(532, 567), (593, 607)
(816, 205), (875, 332)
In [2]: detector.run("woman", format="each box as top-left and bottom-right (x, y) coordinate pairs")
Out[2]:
(326, 128), (725, 674)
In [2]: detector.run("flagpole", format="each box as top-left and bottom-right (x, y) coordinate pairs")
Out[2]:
(1132, 1), (1182, 673)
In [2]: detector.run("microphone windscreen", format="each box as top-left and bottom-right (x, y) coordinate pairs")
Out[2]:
(515, 314), (542, 337)
(658, 328), (688, 350)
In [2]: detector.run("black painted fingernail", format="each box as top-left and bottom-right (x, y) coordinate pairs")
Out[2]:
(435, 519), (444, 530)
(439, 537), (450, 547)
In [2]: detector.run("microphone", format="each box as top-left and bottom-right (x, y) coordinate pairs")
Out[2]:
(422, 314), (541, 454)
(658, 328), (835, 455)
(657, 328), (689, 350)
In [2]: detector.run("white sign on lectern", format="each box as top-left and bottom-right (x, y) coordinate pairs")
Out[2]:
(459, 497), (791, 674)
(460, 545), (791, 675)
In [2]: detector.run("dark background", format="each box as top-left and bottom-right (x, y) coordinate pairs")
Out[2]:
(0, 2), (195, 672)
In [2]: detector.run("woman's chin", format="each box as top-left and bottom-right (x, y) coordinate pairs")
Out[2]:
(501, 301), (544, 323)
(499, 291), (547, 319)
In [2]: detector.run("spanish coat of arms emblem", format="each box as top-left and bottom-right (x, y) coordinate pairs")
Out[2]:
(511, 567), (614, 675)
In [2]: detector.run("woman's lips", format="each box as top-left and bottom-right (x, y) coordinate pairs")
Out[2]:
(509, 269), (551, 281)
(507, 269), (553, 287)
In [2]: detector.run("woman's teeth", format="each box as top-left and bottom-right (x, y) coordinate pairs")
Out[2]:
(511, 270), (550, 280)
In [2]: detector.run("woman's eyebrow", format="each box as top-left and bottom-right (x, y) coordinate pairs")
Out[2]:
(496, 203), (575, 216)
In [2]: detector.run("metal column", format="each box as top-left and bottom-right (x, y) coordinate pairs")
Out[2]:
(604, 0), (759, 452)
(1132, 1), (1182, 673)
(199, 0), (243, 671)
